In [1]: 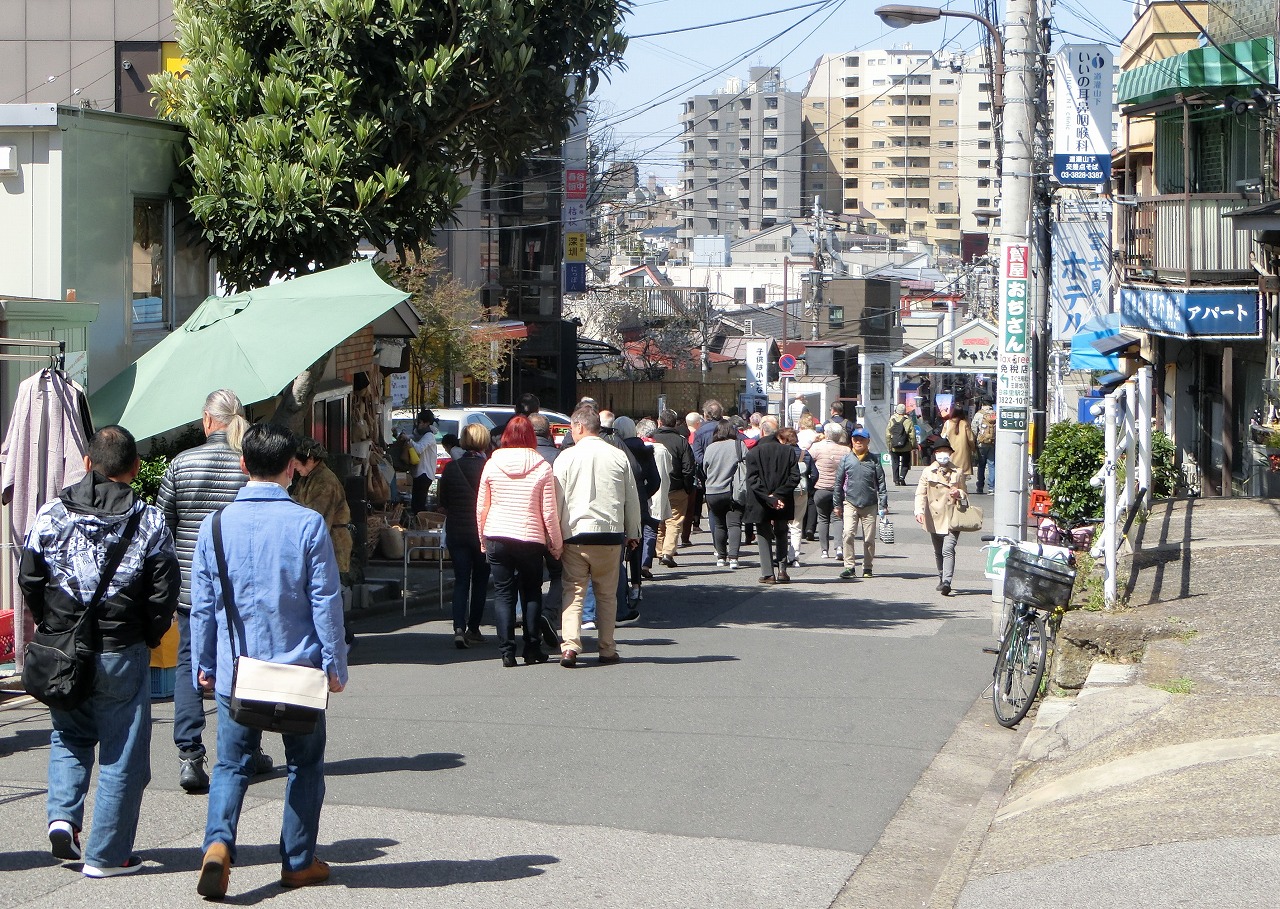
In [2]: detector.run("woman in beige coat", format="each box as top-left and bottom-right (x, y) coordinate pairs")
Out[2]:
(913, 438), (969, 596)
(940, 407), (977, 477)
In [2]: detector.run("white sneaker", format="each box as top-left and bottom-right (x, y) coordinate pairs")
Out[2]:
(820, 550), (829, 559)
(83, 855), (144, 878)
(582, 620), (597, 631)
(834, 550), (842, 559)
(728, 559), (740, 570)
(715, 558), (727, 567)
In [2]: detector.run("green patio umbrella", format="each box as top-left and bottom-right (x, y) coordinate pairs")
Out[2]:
(90, 260), (410, 440)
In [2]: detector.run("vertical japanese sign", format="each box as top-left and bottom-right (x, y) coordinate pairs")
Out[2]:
(998, 244), (1031, 431)
(744, 339), (769, 397)
(562, 109), (589, 296)
(1053, 45), (1113, 186)
(1051, 220), (1112, 341)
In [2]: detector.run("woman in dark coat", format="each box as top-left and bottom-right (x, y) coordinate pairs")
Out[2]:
(744, 419), (801, 584)
(437, 423), (491, 649)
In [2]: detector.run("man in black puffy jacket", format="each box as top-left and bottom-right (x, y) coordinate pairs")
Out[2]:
(20, 425), (179, 877)
(155, 389), (268, 793)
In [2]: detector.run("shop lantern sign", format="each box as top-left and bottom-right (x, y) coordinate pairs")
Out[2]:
(1053, 45), (1113, 186)
(1120, 286), (1263, 339)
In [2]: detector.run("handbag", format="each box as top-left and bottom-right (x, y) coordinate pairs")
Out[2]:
(211, 512), (329, 735)
(877, 515), (895, 545)
(22, 510), (142, 711)
(950, 499), (984, 533)
(730, 440), (748, 506)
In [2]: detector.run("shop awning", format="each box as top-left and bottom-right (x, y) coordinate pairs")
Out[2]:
(1117, 37), (1275, 106)
(470, 319), (528, 342)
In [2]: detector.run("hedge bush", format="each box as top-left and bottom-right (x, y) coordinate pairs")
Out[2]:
(1038, 422), (1105, 526)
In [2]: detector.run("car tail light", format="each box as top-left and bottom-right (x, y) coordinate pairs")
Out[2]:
(435, 456), (452, 476)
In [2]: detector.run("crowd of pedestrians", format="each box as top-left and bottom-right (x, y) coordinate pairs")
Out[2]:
(16, 389), (985, 898)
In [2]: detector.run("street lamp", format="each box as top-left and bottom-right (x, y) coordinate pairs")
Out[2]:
(874, 5), (1004, 110)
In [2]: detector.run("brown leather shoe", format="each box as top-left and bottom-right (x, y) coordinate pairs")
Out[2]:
(560, 650), (577, 668)
(777, 572), (791, 584)
(280, 858), (329, 889)
(758, 576), (776, 585)
(598, 653), (621, 665)
(196, 842), (231, 899)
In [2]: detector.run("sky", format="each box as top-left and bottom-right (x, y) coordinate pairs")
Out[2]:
(590, 0), (1142, 183)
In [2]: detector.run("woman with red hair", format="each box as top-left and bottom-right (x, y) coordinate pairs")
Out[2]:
(476, 416), (563, 666)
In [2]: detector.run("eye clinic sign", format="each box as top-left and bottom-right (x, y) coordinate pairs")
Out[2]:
(1053, 45), (1113, 186)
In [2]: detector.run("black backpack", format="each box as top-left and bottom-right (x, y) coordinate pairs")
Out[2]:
(890, 416), (910, 449)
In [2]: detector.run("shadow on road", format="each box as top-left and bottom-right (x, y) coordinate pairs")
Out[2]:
(323, 751), (465, 776)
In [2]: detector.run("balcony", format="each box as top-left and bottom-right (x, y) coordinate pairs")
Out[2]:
(1119, 194), (1258, 283)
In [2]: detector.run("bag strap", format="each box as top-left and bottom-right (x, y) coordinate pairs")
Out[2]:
(210, 511), (242, 662)
(71, 508), (142, 647)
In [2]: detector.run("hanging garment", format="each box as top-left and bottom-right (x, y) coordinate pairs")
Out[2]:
(2, 369), (94, 668)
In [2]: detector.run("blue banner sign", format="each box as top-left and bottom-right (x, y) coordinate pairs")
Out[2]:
(563, 262), (586, 294)
(1119, 285), (1263, 339)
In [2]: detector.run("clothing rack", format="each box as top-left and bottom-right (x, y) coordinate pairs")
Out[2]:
(0, 338), (65, 369)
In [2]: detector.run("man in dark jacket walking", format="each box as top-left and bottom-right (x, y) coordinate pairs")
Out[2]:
(652, 409), (695, 566)
(155, 389), (267, 793)
(833, 428), (890, 579)
(20, 425), (179, 877)
(743, 417), (800, 584)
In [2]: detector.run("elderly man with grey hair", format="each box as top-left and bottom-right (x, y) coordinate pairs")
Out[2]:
(157, 389), (272, 793)
(553, 406), (641, 666)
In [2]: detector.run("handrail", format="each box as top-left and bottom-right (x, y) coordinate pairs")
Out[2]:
(1089, 366), (1153, 606)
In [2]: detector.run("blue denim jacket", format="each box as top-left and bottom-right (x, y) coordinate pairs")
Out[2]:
(189, 482), (347, 696)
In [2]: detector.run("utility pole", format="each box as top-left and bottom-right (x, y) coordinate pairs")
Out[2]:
(992, 0), (1040, 546)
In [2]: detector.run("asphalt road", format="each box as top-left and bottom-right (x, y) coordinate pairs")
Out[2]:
(0, 478), (998, 907)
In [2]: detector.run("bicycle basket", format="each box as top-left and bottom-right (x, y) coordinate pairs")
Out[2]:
(1003, 547), (1077, 611)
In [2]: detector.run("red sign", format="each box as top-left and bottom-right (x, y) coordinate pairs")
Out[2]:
(778, 353), (797, 374)
(565, 169), (587, 200)
(1005, 245), (1028, 279)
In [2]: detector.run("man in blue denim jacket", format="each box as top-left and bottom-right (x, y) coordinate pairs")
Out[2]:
(188, 424), (347, 899)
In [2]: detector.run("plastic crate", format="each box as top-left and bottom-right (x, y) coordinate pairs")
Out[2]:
(1003, 547), (1076, 611)
(0, 609), (14, 664)
(150, 666), (176, 700)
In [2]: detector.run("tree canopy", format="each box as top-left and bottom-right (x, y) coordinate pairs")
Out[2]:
(154, 0), (631, 291)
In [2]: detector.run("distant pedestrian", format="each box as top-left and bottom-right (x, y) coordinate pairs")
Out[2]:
(291, 438), (355, 651)
(530, 413), (560, 465)
(833, 428), (889, 580)
(743, 417), (800, 584)
(914, 438), (970, 596)
(885, 404), (916, 486)
(788, 393), (808, 428)
(636, 418), (672, 588)
(788, 437), (815, 567)
(476, 416), (563, 667)
(702, 419), (747, 569)
(528, 413), (564, 617)
(437, 423), (492, 650)
(971, 402), (997, 494)
(21, 425), (179, 878)
(407, 409), (439, 515)
(613, 416), (660, 615)
(553, 406), (641, 667)
(940, 407), (977, 478)
(155, 388), (265, 794)
(651, 409), (695, 566)
(809, 426), (850, 560)
(829, 401), (856, 437)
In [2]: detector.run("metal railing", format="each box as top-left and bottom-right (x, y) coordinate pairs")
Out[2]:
(1119, 195), (1255, 281)
(1088, 367), (1153, 606)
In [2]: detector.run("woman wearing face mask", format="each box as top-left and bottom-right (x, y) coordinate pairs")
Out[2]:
(913, 438), (969, 596)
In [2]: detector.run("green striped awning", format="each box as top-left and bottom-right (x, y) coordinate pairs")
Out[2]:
(1117, 37), (1275, 105)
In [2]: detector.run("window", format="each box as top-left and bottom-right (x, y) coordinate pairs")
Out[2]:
(765, 96), (778, 109)
(872, 119), (886, 127)
(734, 287), (747, 305)
(939, 77), (955, 85)
(708, 99), (718, 111)
(764, 117), (778, 129)
(937, 180), (954, 189)
(811, 160), (826, 171)
(845, 177), (858, 188)
(939, 160), (955, 169)
(708, 139), (718, 150)
(811, 182), (824, 190)
(763, 137), (778, 150)
(709, 218), (718, 230)
(978, 140), (991, 149)
(763, 177), (778, 189)
(765, 158), (778, 169)
(740, 138), (750, 150)
(709, 119), (718, 130)
(978, 121), (991, 131)
(977, 198), (990, 207)
(872, 202), (885, 210)
(763, 198), (777, 209)
(708, 158), (719, 168)
(978, 178), (991, 187)
(739, 118), (750, 130)
(872, 160), (886, 168)
(978, 101), (990, 111)
(740, 98), (751, 110)
(131, 198), (169, 327)
(872, 140), (886, 148)
(978, 159), (991, 168)
(812, 121), (825, 130)
(938, 98), (955, 106)
(871, 180), (886, 189)
(937, 140), (954, 148)
(872, 78), (887, 86)
(938, 119), (955, 127)
(844, 55), (859, 67)
(753, 287), (766, 305)
(814, 101), (825, 109)
(845, 117), (858, 127)
(828, 305), (845, 328)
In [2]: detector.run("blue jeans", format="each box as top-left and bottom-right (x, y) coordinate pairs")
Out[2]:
(204, 693), (327, 871)
(174, 611), (206, 760)
(447, 537), (490, 634)
(48, 642), (152, 869)
(486, 537), (547, 659)
(640, 517), (659, 569)
(976, 444), (995, 492)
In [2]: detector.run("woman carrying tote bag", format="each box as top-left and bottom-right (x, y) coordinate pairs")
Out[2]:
(913, 438), (971, 597)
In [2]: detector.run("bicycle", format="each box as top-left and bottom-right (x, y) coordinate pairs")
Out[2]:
(982, 535), (1078, 728)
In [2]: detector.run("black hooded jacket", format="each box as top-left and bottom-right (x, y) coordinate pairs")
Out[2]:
(19, 471), (179, 651)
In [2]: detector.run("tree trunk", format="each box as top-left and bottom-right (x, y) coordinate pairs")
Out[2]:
(270, 351), (333, 433)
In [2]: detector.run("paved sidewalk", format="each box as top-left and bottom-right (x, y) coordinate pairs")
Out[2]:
(949, 498), (1280, 908)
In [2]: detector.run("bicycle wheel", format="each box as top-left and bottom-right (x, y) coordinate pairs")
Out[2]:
(992, 608), (1048, 727)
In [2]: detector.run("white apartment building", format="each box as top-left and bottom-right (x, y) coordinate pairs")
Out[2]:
(802, 46), (997, 259)
(677, 66), (804, 245)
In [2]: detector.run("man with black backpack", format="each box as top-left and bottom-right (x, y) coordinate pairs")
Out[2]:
(885, 404), (916, 487)
(972, 401), (997, 494)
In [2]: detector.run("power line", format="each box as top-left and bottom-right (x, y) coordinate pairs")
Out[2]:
(628, 1), (832, 39)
